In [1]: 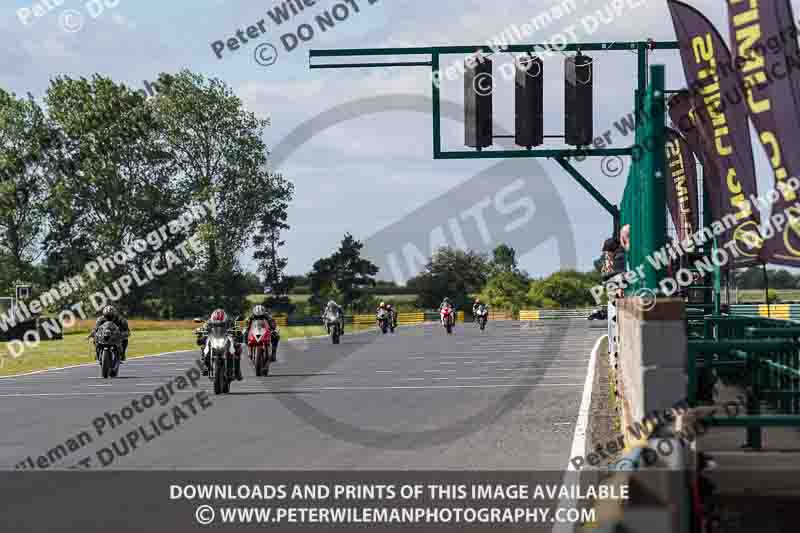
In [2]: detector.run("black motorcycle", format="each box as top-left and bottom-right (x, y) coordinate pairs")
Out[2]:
(588, 308), (608, 320)
(93, 322), (124, 379)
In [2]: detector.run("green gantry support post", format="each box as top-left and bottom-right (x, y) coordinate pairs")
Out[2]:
(432, 51), (441, 157)
(640, 65), (667, 290)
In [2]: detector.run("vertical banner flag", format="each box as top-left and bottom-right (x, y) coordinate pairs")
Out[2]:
(726, 0), (800, 265)
(668, 0), (764, 264)
(668, 91), (722, 227)
(665, 128), (700, 249)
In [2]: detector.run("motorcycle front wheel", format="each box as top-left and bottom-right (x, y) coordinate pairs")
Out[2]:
(101, 349), (111, 378)
(262, 345), (271, 376)
(214, 358), (225, 395)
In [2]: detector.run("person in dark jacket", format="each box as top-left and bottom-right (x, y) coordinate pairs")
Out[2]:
(601, 238), (626, 282)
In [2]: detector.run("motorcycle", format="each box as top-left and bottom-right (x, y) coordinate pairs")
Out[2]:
(93, 322), (125, 379)
(587, 308), (608, 320)
(245, 318), (272, 376)
(376, 308), (389, 334)
(475, 305), (489, 331)
(199, 318), (240, 395)
(324, 309), (343, 344)
(440, 306), (455, 335)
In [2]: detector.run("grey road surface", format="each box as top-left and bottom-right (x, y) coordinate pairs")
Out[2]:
(0, 320), (600, 470)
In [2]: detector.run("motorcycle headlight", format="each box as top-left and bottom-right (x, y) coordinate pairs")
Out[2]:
(210, 337), (227, 351)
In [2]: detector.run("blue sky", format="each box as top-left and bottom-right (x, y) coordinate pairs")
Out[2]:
(3, 0), (792, 279)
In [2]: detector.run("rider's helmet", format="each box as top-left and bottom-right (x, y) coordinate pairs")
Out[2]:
(474, 298), (481, 305)
(443, 297), (450, 305)
(102, 305), (116, 319)
(209, 309), (227, 326)
(208, 309), (228, 336)
(252, 304), (265, 317)
(379, 301), (386, 308)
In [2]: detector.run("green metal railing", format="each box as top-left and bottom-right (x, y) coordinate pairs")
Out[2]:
(619, 66), (667, 292)
(687, 315), (800, 449)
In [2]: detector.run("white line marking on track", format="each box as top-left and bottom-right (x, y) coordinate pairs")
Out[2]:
(0, 382), (587, 397)
(552, 333), (604, 533)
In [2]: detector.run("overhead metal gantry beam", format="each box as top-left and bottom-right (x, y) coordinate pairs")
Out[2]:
(309, 40), (679, 232)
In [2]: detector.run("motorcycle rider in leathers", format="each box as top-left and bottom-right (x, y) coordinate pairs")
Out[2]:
(88, 305), (130, 361)
(202, 309), (243, 380)
(322, 300), (344, 336)
(242, 304), (280, 362)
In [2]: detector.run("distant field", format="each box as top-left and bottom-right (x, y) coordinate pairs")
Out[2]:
(246, 293), (418, 306)
(736, 289), (800, 303)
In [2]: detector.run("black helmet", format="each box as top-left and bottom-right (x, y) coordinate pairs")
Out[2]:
(102, 305), (116, 319)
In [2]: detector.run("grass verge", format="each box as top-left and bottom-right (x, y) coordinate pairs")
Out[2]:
(0, 323), (372, 377)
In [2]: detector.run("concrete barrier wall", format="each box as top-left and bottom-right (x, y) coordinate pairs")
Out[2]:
(617, 298), (687, 438)
(591, 297), (690, 533)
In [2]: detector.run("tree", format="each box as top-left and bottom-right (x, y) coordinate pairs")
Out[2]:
(492, 244), (517, 272)
(411, 247), (489, 310)
(0, 90), (53, 291)
(528, 270), (600, 308)
(152, 70), (291, 306)
(43, 74), (185, 315)
(309, 234), (379, 310)
(480, 270), (529, 314)
(252, 173), (294, 296)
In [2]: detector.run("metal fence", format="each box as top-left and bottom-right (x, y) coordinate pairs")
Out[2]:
(687, 314), (800, 449)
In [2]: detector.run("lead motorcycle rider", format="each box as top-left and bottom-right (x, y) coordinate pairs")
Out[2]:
(87, 305), (130, 362)
(201, 309), (243, 381)
(439, 297), (455, 326)
(243, 305), (280, 361)
(322, 300), (344, 335)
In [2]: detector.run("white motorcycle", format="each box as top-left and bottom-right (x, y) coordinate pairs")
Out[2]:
(475, 305), (489, 331)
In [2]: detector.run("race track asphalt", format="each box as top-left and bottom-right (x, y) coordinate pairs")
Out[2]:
(0, 320), (601, 470)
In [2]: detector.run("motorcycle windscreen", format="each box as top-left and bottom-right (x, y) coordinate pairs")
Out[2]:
(250, 320), (268, 340)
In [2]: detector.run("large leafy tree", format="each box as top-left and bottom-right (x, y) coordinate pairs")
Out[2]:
(252, 172), (294, 296)
(43, 75), (184, 314)
(480, 270), (530, 314)
(309, 234), (379, 310)
(409, 247), (489, 310)
(152, 71), (292, 311)
(0, 90), (52, 290)
(527, 270), (601, 309)
(491, 244), (517, 273)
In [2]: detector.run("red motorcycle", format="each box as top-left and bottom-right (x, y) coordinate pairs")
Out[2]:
(440, 306), (455, 335)
(246, 318), (272, 376)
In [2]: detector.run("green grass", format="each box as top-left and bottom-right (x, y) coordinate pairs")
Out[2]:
(736, 289), (800, 303)
(0, 323), (373, 377)
(0, 329), (195, 377)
